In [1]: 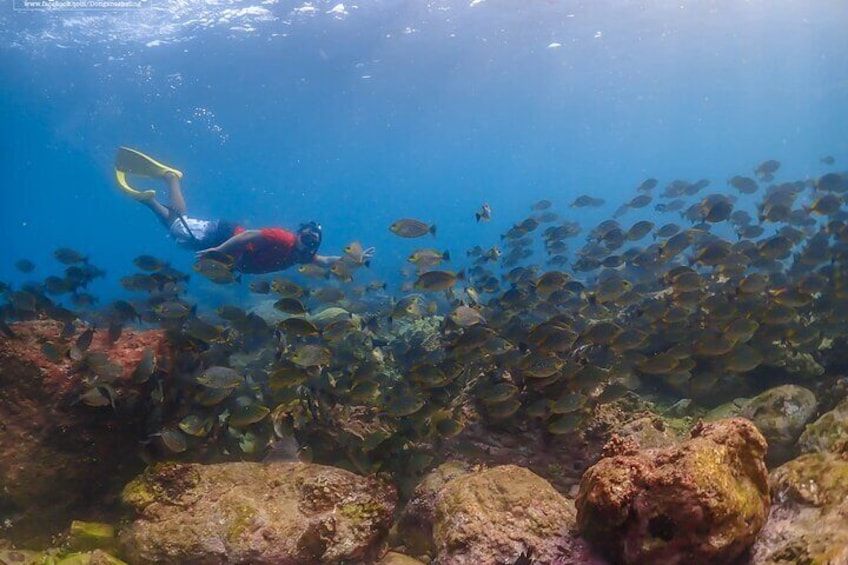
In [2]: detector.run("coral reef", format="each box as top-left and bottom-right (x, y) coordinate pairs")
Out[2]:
(576, 418), (770, 565)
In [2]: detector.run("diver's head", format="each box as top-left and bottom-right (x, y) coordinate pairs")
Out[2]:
(296, 221), (323, 256)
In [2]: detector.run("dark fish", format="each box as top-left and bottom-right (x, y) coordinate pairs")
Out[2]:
(414, 270), (460, 292)
(249, 279), (272, 294)
(531, 199), (552, 211)
(54, 248), (87, 265)
(820, 155), (835, 165)
(729, 175), (759, 194)
(75, 326), (96, 352)
(570, 195), (605, 208)
(15, 259), (35, 273)
(107, 322), (123, 344)
(390, 218), (436, 238)
(755, 159), (781, 180)
(638, 178), (658, 192)
(133, 255), (166, 272)
(274, 297), (308, 315)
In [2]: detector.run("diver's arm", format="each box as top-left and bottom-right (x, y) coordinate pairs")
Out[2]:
(313, 246), (374, 266)
(196, 230), (262, 257)
(313, 254), (341, 266)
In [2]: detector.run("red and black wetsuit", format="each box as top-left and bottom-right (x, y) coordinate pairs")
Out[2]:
(233, 227), (316, 274)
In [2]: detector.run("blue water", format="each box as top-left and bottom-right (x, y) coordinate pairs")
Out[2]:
(2, 0), (847, 304)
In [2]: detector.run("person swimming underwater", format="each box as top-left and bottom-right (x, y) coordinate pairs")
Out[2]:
(114, 146), (374, 274)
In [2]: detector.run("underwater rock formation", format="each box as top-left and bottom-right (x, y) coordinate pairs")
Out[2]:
(396, 461), (473, 557)
(576, 418), (770, 565)
(432, 465), (575, 565)
(740, 384), (818, 466)
(750, 451), (848, 564)
(377, 551), (427, 565)
(796, 397), (848, 455)
(0, 321), (169, 545)
(119, 461), (397, 564)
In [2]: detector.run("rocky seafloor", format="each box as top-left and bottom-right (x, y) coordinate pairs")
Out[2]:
(2, 321), (848, 565)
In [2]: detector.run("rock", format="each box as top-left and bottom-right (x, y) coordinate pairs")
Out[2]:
(797, 397), (848, 455)
(0, 548), (127, 565)
(750, 452), (848, 564)
(432, 465), (576, 565)
(741, 384), (818, 466)
(119, 461), (396, 564)
(703, 397), (749, 421)
(396, 461), (473, 558)
(378, 551), (427, 565)
(67, 521), (116, 553)
(576, 418), (770, 565)
(0, 321), (170, 545)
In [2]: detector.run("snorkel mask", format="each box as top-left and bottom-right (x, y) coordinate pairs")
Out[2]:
(297, 221), (323, 256)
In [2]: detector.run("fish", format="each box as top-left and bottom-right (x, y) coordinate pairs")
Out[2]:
(729, 175), (759, 194)
(14, 259), (35, 273)
(343, 241), (371, 266)
(448, 305), (486, 327)
(570, 195), (606, 208)
(193, 258), (239, 284)
(249, 279), (272, 294)
(414, 270), (461, 292)
(755, 159), (781, 181)
(196, 366), (242, 389)
(290, 344), (332, 367)
(408, 249), (451, 268)
(476, 202), (492, 222)
(133, 255), (167, 272)
(390, 218), (436, 238)
(54, 247), (87, 265)
(273, 297), (308, 315)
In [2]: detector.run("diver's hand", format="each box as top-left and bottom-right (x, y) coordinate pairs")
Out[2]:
(362, 246), (376, 262)
(195, 246), (220, 259)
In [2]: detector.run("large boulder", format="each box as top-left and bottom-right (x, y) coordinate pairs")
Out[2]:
(431, 465), (576, 565)
(396, 461), (473, 557)
(0, 321), (169, 545)
(119, 461), (397, 564)
(750, 451), (848, 564)
(797, 397), (848, 455)
(741, 384), (818, 465)
(576, 418), (770, 565)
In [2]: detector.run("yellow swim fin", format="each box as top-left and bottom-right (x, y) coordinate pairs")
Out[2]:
(115, 146), (183, 180)
(115, 169), (156, 201)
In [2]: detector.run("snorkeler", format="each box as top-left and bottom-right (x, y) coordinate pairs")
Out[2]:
(114, 146), (374, 274)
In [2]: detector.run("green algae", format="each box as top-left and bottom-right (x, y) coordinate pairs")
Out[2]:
(225, 502), (258, 542)
(121, 463), (201, 510)
(67, 521), (115, 553)
(340, 500), (385, 524)
(772, 452), (848, 507)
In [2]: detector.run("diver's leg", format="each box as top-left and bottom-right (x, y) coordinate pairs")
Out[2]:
(165, 172), (187, 216)
(140, 198), (173, 228)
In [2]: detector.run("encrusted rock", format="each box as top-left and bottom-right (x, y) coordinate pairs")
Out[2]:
(432, 465), (575, 565)
(797, 397), (848, 455)
(750, 452), (848, 564)
(396, 461), (473, 557)
(119, 461), (397, 564)
(576, 418), (769, 565)
(0, 321), (169, 545)
(378, 551), (427, 565)
(741, 384), (818, 466)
